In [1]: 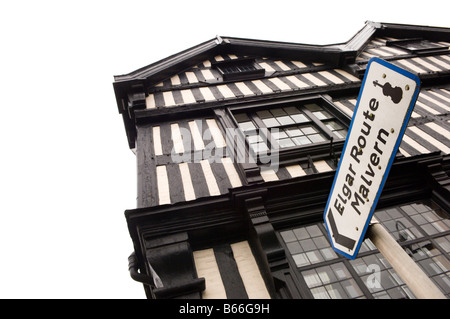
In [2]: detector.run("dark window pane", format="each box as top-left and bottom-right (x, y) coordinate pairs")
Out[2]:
(304, 103), (322, 112)
(313, 236), (330, 249)
(256, 110), (272, 119)
(293, 227), (310, 240)
(306, 225), (322, 237)
(235, 113), (250, 122)
(284, 106), (301, 114)
(287, 241), (303, 254)
(280, 230), (297, 243)
(300, 238), (316, 251)
(270, 108), (287, 117)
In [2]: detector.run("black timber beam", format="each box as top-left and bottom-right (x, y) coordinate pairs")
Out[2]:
(376, 22), (450, 42)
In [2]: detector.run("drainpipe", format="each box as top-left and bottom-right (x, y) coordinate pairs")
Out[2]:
(128, 252), (162, 288)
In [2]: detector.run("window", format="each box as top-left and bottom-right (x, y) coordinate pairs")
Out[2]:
(279, 200), (450, 299)
(302, 262), (367, 299)
(213, 58), (265, 81)
(232, 97), (348, 158)
(386, 38), (449, 55)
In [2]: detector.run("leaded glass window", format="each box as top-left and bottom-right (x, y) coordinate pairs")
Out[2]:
(279, 200), (450, 299)
(233, 100), (347, 156)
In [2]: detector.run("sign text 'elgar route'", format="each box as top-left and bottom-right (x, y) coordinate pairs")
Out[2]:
(324, 57), (421, 259)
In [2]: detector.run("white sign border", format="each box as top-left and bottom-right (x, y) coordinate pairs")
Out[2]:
(323, 57), (421, 259)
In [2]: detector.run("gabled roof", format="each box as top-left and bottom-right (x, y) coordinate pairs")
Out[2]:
(114, 21), (449, 83)
(113, 21), (450, 149)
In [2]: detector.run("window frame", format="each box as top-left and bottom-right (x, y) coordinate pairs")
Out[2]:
(227, 95), (350, 166)
(278, 198), (450, 299)
(386, 38), (449, 55)
(212, 57), (265, 81)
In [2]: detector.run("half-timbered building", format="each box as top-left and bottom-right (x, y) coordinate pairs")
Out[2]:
(113, 21), (450, 299)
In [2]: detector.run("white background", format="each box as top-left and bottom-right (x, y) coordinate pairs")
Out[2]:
(0, 0), (448, 299)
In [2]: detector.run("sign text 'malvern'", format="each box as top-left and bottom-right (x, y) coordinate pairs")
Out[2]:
(324, 58), (421, 259)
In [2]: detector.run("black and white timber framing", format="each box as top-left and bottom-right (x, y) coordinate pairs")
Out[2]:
(114, 21), (450, 299)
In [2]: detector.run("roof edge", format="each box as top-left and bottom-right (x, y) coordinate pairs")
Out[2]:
(114, 37), (219, 83)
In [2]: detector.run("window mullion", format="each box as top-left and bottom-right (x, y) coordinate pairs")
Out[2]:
(342, 259), (375, 299)
(250, 112), (265, 130)
(250, 113), (274, 148)
(303, 108), (334, 140)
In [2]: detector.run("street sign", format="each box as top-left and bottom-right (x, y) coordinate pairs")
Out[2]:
(323, 57), (421, 259)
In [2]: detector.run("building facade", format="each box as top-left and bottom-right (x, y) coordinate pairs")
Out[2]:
(113, 22), (450, 299)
